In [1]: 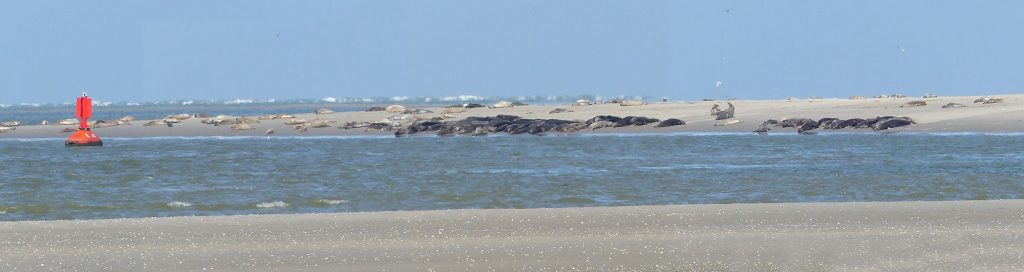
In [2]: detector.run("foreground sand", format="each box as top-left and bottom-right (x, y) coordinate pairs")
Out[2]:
(2, 94), (1023, 138)
(3, 200), (1024, 271)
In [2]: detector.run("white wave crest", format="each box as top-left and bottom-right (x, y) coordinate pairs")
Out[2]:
(316, 199), (349, 205)
(256, 201), (289, 208)
(223, 99), (254, 105)
(166, 201), (192, 207)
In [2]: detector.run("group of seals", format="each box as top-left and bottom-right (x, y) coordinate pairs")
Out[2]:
(710, 102), (735, 120)
(974, 97), (1004, 104)
(755, 116), (915, 134)
(391, 114), (676, 137)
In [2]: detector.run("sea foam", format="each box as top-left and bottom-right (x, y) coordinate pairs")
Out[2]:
(256, 201), (290, 209)
(166, 201), (192, 208)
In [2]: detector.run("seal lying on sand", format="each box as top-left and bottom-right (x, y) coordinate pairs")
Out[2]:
(0, 126), (15, 133)
(0, 121), (21, 127)
(236, 117), (261, 124)
(871, 117), (915, 131)
(942, 103), (967, 108)
(232, 123), (254, 131)
(974, 97), (1004, 104)
(491, 101), (513, 108)
(549, 108), (573, 114)
(714, 119), (743, 126)
(619, 100), (645, 106)
(754, 119), (778, 134)
(406, 109), (433, 114)
(655, 118), (686, 128)
(385, 105), (406, 113)
(900, 101), (927, 108)
(307, 119), (335, 128)
(284, 119), (308, 125)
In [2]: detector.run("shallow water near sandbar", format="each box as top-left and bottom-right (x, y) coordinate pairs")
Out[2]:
(1, 133), (1022, 221)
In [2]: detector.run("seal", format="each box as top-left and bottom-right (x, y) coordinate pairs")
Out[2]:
(872, 117), (915, 131)
(58, 119), (79, 126)
(655, 118), (685, 128)
(491, 101), (513, 108)
(753, 119), (778, 134)
(284, 119), (308, 125)
(1, 121), (21, 127)
(0, 126), (15, 133)
(549, 108), (573, 114)
(231, 123), (254, 131)
(619, 100), (645, 106)
(714, 119), (743, 126)
(315, 108), (336, 115)
(942, 103), (966, 108)
(385, 105), (406, 113)
(900, 101), (927, 108)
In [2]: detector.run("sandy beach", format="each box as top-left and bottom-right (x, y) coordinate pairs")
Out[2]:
(0, 200), (1022, 271)
(2, 95), (1023, 139)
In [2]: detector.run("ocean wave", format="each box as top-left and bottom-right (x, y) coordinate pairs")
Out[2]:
(315, 199), (348, 205)
(256, 201), (289, 209)
(166, 201), (193, 208)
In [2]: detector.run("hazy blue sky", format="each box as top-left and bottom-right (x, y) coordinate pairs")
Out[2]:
(2, 1), (1023, 103)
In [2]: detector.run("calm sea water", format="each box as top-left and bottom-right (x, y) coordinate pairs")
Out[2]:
(1, 133), (1022, 221)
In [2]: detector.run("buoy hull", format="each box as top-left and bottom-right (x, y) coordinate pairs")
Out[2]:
(65, 129), (103, 147)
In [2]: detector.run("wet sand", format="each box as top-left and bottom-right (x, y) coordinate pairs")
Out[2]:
(2, 95), (1023, 138)
(2, 200), (1024, 271)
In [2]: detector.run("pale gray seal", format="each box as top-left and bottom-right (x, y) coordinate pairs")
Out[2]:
(549, 108), (573, 114)
(900, 101), (927, 107)
(385, 105), (406, 113)
(231, 123), (254, 131)
(619, 100), (645, 106)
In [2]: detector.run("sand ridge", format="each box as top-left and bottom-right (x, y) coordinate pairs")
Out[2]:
(1, 94), (1023, 139)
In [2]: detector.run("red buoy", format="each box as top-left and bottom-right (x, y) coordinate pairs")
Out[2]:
(66, 92), (103, 147)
